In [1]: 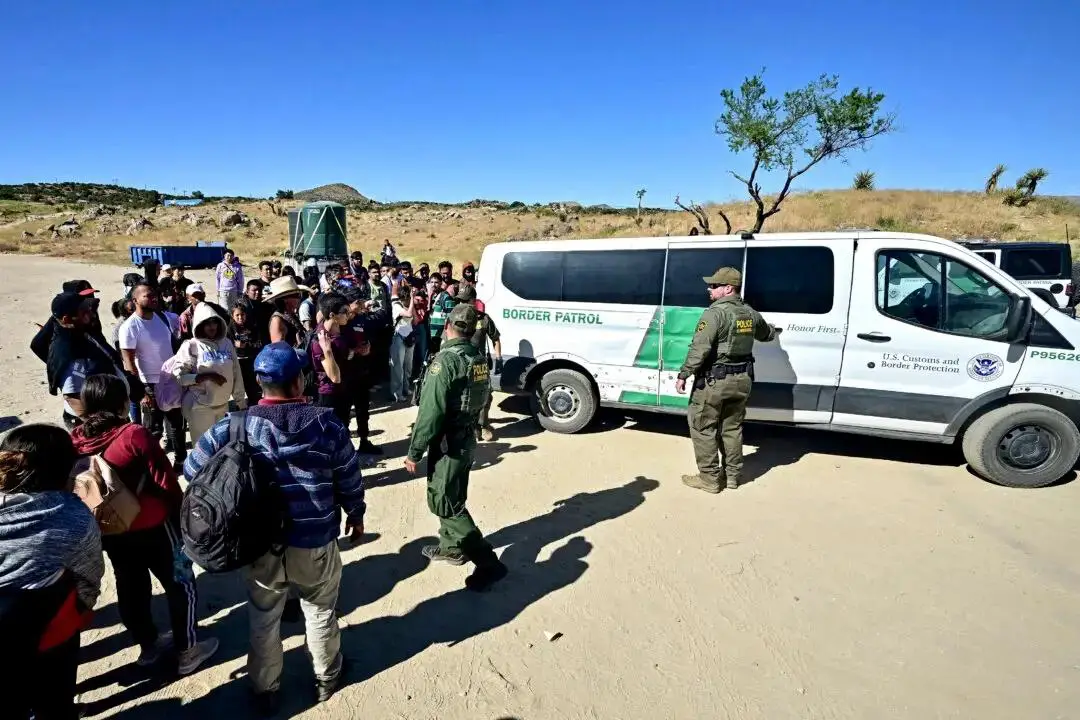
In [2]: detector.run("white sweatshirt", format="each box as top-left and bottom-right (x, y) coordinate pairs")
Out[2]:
(172, 303), (244, 409)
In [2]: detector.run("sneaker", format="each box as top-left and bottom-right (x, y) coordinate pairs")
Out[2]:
(357, 440), (383, 455)
(480, 425), (495, 442)
(465, 561), (508, 592)
(726, 478), (739, 490)
(421, 544), (467, 566)
(681, 474), (721, 494)
(177, 637), (219, 676)
(252, 690), (280, 718)
(136, 631), (174, 667)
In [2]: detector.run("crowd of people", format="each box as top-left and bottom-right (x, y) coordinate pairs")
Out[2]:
(0, 247), (505, 718)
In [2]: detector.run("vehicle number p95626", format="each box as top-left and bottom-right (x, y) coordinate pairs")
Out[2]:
(1030, 350), (1080, 361)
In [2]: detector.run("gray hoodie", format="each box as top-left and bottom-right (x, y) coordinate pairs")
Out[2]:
(0, 491), (104, 608)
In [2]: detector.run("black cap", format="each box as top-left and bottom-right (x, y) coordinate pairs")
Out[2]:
(51, 292), (87, 319)
(61, 279), (98, 296)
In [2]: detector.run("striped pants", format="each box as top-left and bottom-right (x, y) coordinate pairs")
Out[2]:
(101, 517), (199, 653)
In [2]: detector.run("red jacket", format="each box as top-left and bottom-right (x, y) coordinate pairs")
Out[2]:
(70, 421), (182, 531)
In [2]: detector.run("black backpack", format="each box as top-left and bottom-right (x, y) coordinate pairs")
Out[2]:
(180, 411), (289, 573)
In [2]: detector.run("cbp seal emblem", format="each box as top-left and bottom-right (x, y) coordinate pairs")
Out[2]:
(966, 353), (1003, 382)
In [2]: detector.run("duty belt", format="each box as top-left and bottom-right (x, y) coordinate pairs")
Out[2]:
(710, 361), (751, 378)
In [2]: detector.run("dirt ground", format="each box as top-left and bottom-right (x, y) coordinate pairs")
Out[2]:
(3, 254), (1080, 720)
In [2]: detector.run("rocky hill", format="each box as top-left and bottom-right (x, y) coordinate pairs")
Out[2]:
(1, 186), (1078, 269)
(293, 183), (374, 205)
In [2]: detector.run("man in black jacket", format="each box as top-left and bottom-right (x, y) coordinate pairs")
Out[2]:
(45, 292), (135, 429)
(30, 280), (105, 364)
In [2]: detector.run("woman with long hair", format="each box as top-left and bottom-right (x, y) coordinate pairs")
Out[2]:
(0, 424), (103, 720)
(69, 375), (218, 676)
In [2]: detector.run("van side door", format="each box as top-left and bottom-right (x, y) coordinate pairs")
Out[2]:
(656, 239), (747, 407)
(838, 236), (1023, 436)
(742, 239), (852, 423)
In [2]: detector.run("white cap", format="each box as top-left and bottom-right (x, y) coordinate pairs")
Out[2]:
(186, 282), (205, 296)
(304, 257), (318, 268)
(160, 264), (173, 273)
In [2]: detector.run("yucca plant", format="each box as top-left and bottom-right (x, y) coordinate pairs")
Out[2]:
(1016, 168), (1048, 196)
(853, 171), (875, 190)
(985, 164), (1006, 194)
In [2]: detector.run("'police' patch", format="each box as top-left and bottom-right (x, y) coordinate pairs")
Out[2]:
(429, 362), (441, 376)
(696, 320), (707, 332)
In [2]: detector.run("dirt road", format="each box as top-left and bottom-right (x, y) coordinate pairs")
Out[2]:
(4, 255), (1079, 719)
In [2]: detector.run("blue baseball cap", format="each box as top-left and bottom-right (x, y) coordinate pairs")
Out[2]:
(254, 342), (309, 384)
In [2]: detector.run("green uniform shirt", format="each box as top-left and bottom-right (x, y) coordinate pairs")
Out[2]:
(407, 338), (492, 461)
(677, 295), (774, 380)
(470, 312), (500, 353)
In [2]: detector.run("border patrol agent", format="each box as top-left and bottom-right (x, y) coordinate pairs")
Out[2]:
(453, 285), (503, 441)
(675, 267), (778, 493)
(404, 303), (509, 591)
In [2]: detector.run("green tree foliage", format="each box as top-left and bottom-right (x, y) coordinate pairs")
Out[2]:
(709, 71), (896, 233)
(276, 189), (294, 200)
(853, 171), (875, 190)
(985, 164), (1006, 194)
(191, 190), (204, 199)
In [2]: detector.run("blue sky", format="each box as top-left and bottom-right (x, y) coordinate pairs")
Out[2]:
(1, 0), (1076, 206)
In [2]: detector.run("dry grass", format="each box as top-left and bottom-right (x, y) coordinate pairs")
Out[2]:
(2, 190), (1078, 268)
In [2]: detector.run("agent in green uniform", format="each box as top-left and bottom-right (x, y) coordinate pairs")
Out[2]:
(675, 267), (778, 493)
(453, 285), (503, 441)
(404, 303), (509, 591)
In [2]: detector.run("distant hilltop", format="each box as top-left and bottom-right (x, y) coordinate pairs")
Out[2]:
(293, 183), (374, 205)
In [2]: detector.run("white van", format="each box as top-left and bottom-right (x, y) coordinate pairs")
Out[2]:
(476, 231), (1080, 489)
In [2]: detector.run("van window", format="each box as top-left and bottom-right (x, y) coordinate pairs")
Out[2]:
(744, 246), (834, 314)
(1002, 247), (1066, 280)
(501, 250), (664, 305)
(663, 247), (745, 307)
(501, 251), (562, 302)
(876, 251), (1011, 338)
(973, 251), (997, 263)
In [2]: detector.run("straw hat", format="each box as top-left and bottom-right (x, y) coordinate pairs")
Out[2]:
(263, 275), (311, 302)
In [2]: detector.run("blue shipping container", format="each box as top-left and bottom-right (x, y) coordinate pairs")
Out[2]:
(129, 245), (226, 269)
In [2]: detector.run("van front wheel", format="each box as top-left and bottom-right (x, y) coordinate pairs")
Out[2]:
(530, 369), (597, 434)
(961, 403), (1080, 488)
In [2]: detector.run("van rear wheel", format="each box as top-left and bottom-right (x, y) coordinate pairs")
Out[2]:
(961, 403), (1080, 488)
(530, 369), (597, 434)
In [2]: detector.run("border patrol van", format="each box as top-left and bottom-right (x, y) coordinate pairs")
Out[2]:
(476, 231), (1080, 489)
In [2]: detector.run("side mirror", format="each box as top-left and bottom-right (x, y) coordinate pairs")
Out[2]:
(1005, 295), (1032, 344)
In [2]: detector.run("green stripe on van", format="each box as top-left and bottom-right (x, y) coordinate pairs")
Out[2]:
(618, 391), (691, 409)
(631, 307), (705, 371)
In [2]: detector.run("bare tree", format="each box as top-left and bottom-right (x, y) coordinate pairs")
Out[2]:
(717, 71), (896, 232)
(675, 195), (731, 235)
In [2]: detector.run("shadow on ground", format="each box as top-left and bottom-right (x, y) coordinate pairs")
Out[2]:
(107, 476), (659, 718)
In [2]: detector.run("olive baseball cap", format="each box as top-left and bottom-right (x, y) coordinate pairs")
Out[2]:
(702, 266), (742, 287)
(447, 303), (479, 336)
(453, 284), (477, 303)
